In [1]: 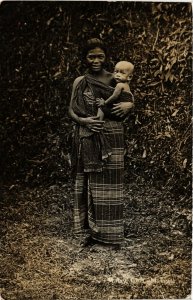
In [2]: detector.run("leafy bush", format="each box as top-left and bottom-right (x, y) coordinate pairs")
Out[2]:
(0, 2), (191, 195)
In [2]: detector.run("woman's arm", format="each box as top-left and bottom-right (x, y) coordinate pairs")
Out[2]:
(68, 76), (85, 124)
(68, 77), (104, 132)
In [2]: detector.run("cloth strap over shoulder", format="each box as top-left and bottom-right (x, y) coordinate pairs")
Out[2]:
(71, 74), (113, 173)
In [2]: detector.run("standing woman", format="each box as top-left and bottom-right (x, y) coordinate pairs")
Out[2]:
(69, 38), (133, 246)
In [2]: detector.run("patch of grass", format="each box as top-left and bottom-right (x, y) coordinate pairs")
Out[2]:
(0, 183), (191, 299)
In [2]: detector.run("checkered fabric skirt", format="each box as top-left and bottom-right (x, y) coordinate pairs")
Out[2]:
(73, 120), (124, 244)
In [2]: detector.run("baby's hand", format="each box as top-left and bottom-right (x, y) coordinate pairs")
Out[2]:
(96, 98), (105, 107)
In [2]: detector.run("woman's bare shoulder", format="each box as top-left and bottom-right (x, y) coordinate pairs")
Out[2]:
(102, 70), (113, 85)
(73, 76), (84, 88)
(103, 70), (113, 79)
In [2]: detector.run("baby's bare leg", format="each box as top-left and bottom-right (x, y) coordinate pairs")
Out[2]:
(97, 107), (104, 121)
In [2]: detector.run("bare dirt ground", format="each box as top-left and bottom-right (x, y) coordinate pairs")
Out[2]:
(0, 182), (191, 300)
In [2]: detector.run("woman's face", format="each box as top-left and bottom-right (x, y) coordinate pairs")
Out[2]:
(86, 47), (106, 72)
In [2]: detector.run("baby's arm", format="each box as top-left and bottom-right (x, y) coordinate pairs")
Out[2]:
(96, 83), (123, 108)
(104, 83), (124, 105)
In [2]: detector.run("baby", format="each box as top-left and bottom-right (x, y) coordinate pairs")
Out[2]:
(96, 61), (134, 120)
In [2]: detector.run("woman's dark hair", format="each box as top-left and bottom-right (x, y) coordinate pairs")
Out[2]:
(82, 38), (107, 59)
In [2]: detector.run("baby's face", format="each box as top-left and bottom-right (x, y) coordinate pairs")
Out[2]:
(113, 62), (133, 83)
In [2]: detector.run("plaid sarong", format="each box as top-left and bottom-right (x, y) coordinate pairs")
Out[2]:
(74, 120), (124, 244)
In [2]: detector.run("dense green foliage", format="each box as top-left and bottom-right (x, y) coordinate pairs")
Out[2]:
(0, 2), (192, 194)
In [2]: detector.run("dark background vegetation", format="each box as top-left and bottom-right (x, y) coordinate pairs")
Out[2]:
(0, 2), (192, 300)
(0, 2), (192, 192)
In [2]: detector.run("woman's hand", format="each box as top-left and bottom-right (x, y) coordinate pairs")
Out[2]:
(80, 116), (104, 133)
(111, 102), (134, 117)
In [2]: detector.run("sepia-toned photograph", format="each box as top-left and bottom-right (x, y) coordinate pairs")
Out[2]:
(0, 1), (192, 299)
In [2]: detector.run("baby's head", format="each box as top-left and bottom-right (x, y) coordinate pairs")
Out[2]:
(113, 61), (134, 83)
